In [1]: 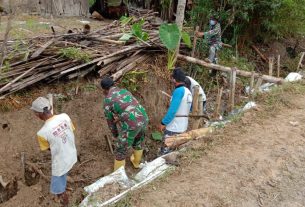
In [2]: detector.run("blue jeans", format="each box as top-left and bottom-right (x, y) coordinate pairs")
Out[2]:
(50, 173), (67, 195)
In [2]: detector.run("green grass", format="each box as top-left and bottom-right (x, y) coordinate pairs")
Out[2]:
(255, 81), (305, 112)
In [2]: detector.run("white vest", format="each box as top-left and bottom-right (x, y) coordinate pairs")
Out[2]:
(187, 76), (207, 101)
(166, 87), (192, 133)
(37, 114), (77, 176)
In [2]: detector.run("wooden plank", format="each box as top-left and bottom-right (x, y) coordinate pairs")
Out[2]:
(30, 38), (59, 58)
(0, 59), (49, 93)
(60, 45), (142, 75)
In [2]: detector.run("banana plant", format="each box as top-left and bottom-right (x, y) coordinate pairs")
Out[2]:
(159, 23), (191, 70)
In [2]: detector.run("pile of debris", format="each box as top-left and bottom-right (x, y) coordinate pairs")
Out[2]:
(0, 9), (169, 99)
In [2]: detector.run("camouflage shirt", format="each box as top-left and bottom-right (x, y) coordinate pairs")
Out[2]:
(204, 23), (222, 46)
(103, 87), (149, 137)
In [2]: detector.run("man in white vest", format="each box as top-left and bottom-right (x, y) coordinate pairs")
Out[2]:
(159, 68), (192, 155)
(184, 76), (207, 112)
(30, 97), (77, 207)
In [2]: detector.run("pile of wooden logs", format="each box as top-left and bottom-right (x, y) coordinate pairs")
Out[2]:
(0, 9), (162, 98)
(0, 7), (286, 101)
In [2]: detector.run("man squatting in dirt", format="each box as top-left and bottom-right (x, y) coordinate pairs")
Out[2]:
(159, 68), (192, 155)
(184, 75), (207, 112)
(196, 15), (222, 65)
(30, 97), (77, 207)
(101, 76), (149, 171)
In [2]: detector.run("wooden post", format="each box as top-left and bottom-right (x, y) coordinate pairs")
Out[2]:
(277, 55), (280, 78)
(268, 57), (274, 76)
(191, 86), (200, 130)
(254, 76), (263, 92)
(192, 86), (199, 115)
(192, 94), (203, 129)
(297, 52), (305, 71)
(191, 26), (199, 57)
(249, 71), (255, 93)
(213, 87), (223, 119)
(228, 68), (237, 112)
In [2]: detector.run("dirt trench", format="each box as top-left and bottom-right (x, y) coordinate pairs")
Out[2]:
(0, 69), (171, 206)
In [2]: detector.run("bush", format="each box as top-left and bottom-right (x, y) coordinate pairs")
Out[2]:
(188, 0), (305, 43)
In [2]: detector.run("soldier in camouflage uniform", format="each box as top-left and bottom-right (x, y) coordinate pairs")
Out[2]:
(196, 16), (222, 64)
(100, 77), (149, 171)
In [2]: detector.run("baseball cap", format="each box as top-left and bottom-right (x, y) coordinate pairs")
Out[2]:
(30, 97), (51, 113)
(100, 76), (114, 90)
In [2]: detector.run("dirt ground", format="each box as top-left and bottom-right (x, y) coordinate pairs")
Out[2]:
(0, 68), (171, 206)
(130, 93), (305, 207)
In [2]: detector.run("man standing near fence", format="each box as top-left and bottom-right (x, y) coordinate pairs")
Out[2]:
(196, 15), (222, 65)
(101, 76), (149, 171)
(30, 97), (77, 207)
(159, 68), (193, 155)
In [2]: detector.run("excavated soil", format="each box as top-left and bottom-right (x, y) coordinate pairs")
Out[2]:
(0, 67), (171, 206)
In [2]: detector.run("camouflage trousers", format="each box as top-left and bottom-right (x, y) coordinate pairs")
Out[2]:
(208, 43), (222, 63)
(114, 126), (146, 160)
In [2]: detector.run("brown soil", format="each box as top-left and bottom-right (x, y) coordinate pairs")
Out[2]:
(131, 94), (305, 207)
(0, 67), (171, 206)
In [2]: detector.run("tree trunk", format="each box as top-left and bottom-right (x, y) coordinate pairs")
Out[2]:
(173, 0), (186, 67)
(38, 0), (89, 16)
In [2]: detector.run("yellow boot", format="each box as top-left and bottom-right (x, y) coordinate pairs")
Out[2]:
(130, 150), (143, 169)
(114, 159), (125, 171)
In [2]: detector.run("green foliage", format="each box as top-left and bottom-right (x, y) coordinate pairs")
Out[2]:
(131, 19), (149, 41)
(181, 31), (192, 48)
(88, 0), (95, 6)
(119, 19), (149, 42)
(119, 16), (134, 25)
(160, 0), (172, 9)
(159, 23), (192, 69)
(159, 23), (181, 50)
(120, 70), (148, 92)
(188, 0), (305, 43)
(59, 47), (91, 62)
(151, 131), (163, 141)
(219, 48), (255, 72)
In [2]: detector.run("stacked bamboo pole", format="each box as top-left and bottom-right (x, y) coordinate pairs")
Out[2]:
(0, 9), (161, 98)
